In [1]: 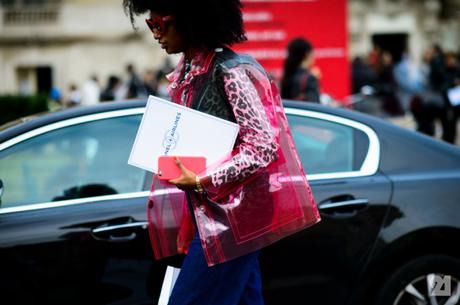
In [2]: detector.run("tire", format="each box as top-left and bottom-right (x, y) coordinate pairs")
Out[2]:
(375, 255), (460, 305)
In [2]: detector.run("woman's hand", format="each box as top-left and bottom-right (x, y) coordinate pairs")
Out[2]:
(168, 157), (197, 190)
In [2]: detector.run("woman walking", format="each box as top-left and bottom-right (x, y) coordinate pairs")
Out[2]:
(123, 1), (320, 304)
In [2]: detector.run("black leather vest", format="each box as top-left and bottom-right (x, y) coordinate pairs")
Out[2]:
(189, 48), (266, 124)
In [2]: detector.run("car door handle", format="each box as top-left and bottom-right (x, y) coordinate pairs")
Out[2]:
(91, 221), (148, 242)
(92, 222), (149, 233)
(319, 199), (369, 211)
(318, 195), (369, 217)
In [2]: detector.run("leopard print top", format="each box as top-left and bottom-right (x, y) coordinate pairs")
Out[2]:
(207, 64), (278, 187)
(169, 48), (279, 190)
(190, 50), (278, 188)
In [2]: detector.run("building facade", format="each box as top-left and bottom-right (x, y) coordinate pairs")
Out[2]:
(0, 0), (170, 96)
(349, 0), (460, 63)
(1, 0), (459, 96)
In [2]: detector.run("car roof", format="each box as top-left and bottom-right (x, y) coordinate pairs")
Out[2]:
(1, 98), (459, 157)
(0, 99), (146, 141)
(0, 99), (387, 138)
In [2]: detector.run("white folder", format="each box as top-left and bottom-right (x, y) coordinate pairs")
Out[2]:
(128, 95), (239, 173)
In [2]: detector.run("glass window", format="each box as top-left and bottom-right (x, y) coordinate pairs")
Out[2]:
(0, 114), (145, 208)
(287, 114), (370, 175)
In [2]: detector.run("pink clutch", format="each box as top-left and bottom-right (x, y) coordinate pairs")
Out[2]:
(157, 156), (206, 180)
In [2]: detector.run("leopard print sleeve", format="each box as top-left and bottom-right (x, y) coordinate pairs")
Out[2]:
(200, 65), (279, 191)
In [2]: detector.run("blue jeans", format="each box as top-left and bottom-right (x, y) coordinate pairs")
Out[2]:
(168, 232), (264, 305)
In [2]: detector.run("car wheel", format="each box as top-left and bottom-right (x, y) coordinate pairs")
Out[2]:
(375, 255), (460, 305)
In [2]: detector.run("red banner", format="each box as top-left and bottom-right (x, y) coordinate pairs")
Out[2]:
(236, 0), (350, 101)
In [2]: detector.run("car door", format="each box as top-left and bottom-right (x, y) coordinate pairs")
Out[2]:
(0, 109), (165, 305)
(260, 107), (392, 305)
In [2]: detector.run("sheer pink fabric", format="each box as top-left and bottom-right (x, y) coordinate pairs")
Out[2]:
(147, 49), (320, 266)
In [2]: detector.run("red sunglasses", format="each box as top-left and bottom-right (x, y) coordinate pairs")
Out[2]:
(145, 15), (173, 36)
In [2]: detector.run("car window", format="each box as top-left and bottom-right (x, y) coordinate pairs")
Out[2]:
(0, 114), (145, 208)
(287, 114), (369, 175)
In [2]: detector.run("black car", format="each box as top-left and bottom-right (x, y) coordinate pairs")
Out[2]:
(1, 100), (459, 305)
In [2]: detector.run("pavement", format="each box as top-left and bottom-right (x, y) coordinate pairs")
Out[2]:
(386, 114), (460, 146)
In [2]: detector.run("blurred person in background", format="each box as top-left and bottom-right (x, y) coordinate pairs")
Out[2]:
(393, 51), (424, 114)
(66, 84), (81, 108)
(281, 37), (320, 103)
(368, 45), (382, 73)
(351, 56), (377, 94)
(445, 51), (460, 87)
(375, 51), (403, 116)
(125, 63), (147, 99)
(409, 47), (445, 136)
(142, 69), (158, 96)
(49, 86), (63, 107)
(100, 75), (123, 102)
(442, 51), (460, 143)
(429, 44), (447, 94)
(81, 75), (100, 106)
(413, 45), (460, 143)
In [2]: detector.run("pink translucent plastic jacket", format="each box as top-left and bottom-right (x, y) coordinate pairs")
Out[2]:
(147, 48), (320, 266)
